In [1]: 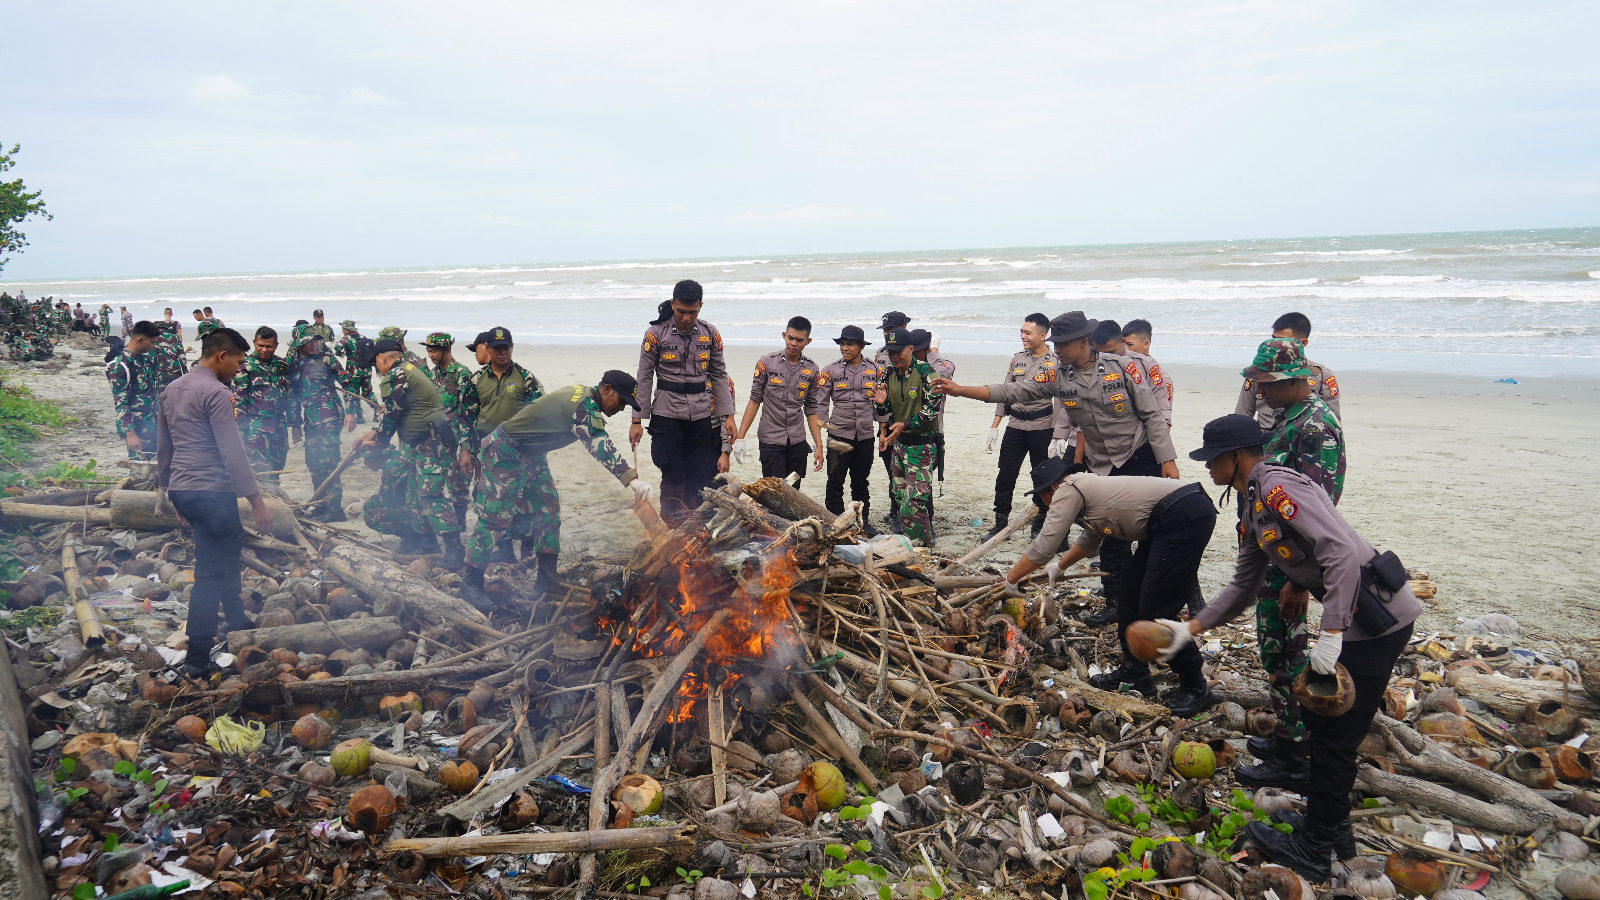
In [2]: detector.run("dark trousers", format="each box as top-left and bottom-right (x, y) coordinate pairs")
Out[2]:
(650, 415), (722, 525)
(168, 490), (245, 640)
(879, 442), (895, 519)
(993, 427), (1052, 519)
(1303, 623), (1413, 826)
(759, 441), (812, 485)
(1101, 442), (1162, 603)
(825, 437), (875, 514)
(1114, 487), (1216, 687)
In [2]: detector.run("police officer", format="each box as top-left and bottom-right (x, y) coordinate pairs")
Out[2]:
(1095, 319), (1172, 427)
(873, 328), (943, 545)
(1156, 415), (1419, 882)
(984, 313), (1058, 540)
(815, 326), (883, 520)
(354, 338), (466, 566)
(106, 322), (161, 458)
(232, 326), (291, 483)
(733, 316), (823, 484)
(1236, 312), (1340, 430)
(630, 281), (735, 525)
(286, 329), (359, 521)
(998, 458), (1218, 716)
(873, 311), (912, 529)
(1120, 319), (1172, 424)
(423, 332), (479, 528)
(1231, 338), (1348, 790)
(459, 372), (654, 608)
(934, 311), (1179, 627)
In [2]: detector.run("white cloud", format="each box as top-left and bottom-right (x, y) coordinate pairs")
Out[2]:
(728, 206), (881, 227)
(190, 74), (250, 103)
(342, 85), (401, 106)
(479, 213), (523, 227)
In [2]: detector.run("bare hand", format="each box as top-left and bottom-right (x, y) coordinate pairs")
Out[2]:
(929, 376), (961, 396)
(724, 416), (737, 443)
(291, 426), (303, 445)
(457, 447), (475, 474)
(125, 432), (142, 453)
(870, 384), (887, 405)
(813, 447), (826, 472)
(629, 423), (643, 449)
(716, 452), (730, 475)
(878, 422), (905, 453)
(343, 414), (356, 433)
(1160, 460), (1180, 479)
(1278, 582), (1311, 620)
(250, 501), (275, 535)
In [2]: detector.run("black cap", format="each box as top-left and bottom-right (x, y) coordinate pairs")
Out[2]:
(673, 280), (703, 305)
(465, 331), (491, 350)
(1090, 319), (1123, 347)
(372, 338), (403, 355)
(908, 329), (933, 351)
(833, 325), (871, 346)
(880, 310), (911, 329)
(600, 369), (642, 411)
(1048, 311), (1097, 344)
(1189, 414), (1267, 461)
(485, 326), (513, 348)
(313, 309), (325, 317)
(882, 327), (914, 351)
(103, 336), (124, 363)
(650, 300), (674, 326)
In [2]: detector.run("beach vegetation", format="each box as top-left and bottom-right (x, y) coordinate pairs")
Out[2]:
(0, 142), (51, 273)
(0, 370), (70, 488)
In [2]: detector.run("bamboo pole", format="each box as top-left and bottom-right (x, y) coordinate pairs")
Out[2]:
(61, 541), (105, 649)
(302, 442), (367, 508)
(936, 505), (1038, 575)
(385, 825), (693, 857)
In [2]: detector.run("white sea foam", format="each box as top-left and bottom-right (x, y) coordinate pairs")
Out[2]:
(1357, 275), (1448, 284)
(1271, 249), (1412, 257)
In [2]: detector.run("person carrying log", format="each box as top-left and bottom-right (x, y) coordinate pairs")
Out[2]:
(353, 338), (466, 567)
(105, 320), (161, 459)
(459, 372), (650, 609)
(1152, 414), (1420, 882)
(155, 327), (276, 677)
(997, 458), (1218, 717)
(286, 327), (359, 521)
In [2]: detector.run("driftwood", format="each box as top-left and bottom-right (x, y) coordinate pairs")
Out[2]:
(697, 489), (830, 563)
(225, 616), (405, 656)
(283, 660), (504, 703)
(789, 683), (879, 791)
(113, 490), (299, 540)
(324, 544), (493, 631)
(744, 476), (836, 524)
(936, 505), (1039, 575)
(437, 723), (594, 822)
(1452, 672), (1600, 719)
(61, 542), (105, 649)
(385, 825), (694, 858)
(1355, 714), (1586, 834)
(1033, 667), (1169, 719)
(6, 488), (99, 507)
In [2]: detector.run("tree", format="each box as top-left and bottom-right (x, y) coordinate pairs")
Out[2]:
(0, 143), (51, 274)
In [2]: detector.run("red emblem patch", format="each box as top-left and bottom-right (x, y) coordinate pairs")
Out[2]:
(1149, 364), (1165, 386)
(1032, 370), (1055, 383)
(1265, 485), (1297, 519)
(1324, 374), (1339, 398)
(1125, 362), (1142, 383)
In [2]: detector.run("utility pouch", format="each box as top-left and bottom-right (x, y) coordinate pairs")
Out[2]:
(1353, 550), (1406, 635)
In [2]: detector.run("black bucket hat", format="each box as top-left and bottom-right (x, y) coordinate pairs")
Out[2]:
(908, 329), (933, 351)
(833, 325), (872, 346)
(880, 310), (911, 329)
(1189, 414), (1267, 461)
(1048, 311), (1097, 344)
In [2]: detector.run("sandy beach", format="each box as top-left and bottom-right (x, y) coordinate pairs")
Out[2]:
(12, 336), (1599, 638)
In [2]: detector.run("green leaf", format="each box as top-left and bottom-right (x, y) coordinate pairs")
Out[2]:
(839, 806), (859, 821)
(825, 843), (849, 861)
(58, 757), (76, 776)
(72, 885), (96, 900)
(868, 865), (888, 881)
(856, 782), (870, 795)
(842, 860), (870, 876)
(922, 885), (945, 900)
(133, 769), (153, 785)
(150, 778), (168, 798)
(1084, 880), (1109, 900)
(878, 887), (891, 900)
(113, 760), (136, 777)
(801, 884), (814, 897)
(1363, 798), (1381, 808)
(1273, 822), (1294, 833)
(853, 840), (872, 854)
(102, 834), (118, 853)
(677, 867), (688, 878)
(639, 876), (649, 888)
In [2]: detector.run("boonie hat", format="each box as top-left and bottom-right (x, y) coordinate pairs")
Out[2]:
(1026, 456), (1073, 495)
(600, 369), (642, 411)
(378, 326), (407, 341)
(882, 327), (914, 351)
(880, 311), (911, 329)
(294, 328), (322, 348)
(339, 319), (357, 329)
(484, 327), (513, 348)
(833, 325), (872, 346)
(423, 332), (454, 348)
(313, 309), (325, 317)
(1241, 337), (1313, 383)
(1189, 414), (1267, 461)
(1048, 311), (1097, 344)
(908, 329), (933, 351)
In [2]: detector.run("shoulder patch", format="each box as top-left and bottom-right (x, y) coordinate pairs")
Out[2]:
(1124, 361), (1142, 383)
(1265, 484), (1297, 519)
(1149, 363), (1164, 386)
(1324, 374), (1339, 398)
(755, 360), (766, 375)
(1032, 369), (1056, 383)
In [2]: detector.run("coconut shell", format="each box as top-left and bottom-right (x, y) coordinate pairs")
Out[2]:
(255, 608), (295, 629)
(1293, 665), (1356, 717)
(348, 785), (396, 833)
(1246, 708), (1278, 738)
(1126, 620), (1174, 664)
(438, 760), (480, 794)
(1107, 750), (1149, 784)
(1554, 745), (1594, 782)
(1526, 700), (1579, 740)
(1503, 748), (1557, 789)
(1385, 850), (1446, 898)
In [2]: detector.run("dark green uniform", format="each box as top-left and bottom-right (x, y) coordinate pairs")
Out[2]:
(334, 323), (375, 423)
(470, 361), (543, 539)
(288, 339), (358, 512)
(153, 320), (187, 386)
(467, 384), (636, 566)
(428, 358), (478, 518)
(107, 350), (158, 457)
(232, 354), (292, 481)
(364, 360), (462, 540)
(874, 358), (943, 545)
(98, 305), (111, 334)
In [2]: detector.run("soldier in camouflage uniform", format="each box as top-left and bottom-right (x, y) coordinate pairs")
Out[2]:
(872, 328), (944, 545)
(232, 326), (292, 483)
(153, 310), (187, 386)
(98, 304), (112, 335)
(422, 332), (479, 528)
(1232, 337), (1347, 791)
(459, 372), (650, 609)
(354, 339), (465, 566)
(334, 320), (375, 423)
(105, 323), (161, 457)
(196, 318), (222, 340)
(467, 328), (545, 558)
(378, 326), (428, 370)
(287, 327), (359, 520)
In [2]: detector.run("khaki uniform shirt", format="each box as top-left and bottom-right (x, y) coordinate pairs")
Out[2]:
(1025, 474), (1194, 565)
(991, 350), (1176, 474)
(816, 358), (882, 442)
(993, 349), (1059, 433)
(636, 320), (734, 421)
(1122, 349), (1172, 426)
(1197, 462), (1420, 641)
(1236, 358), (1340, 431)
(750, 351), (820, 445)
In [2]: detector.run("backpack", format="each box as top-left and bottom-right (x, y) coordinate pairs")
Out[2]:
(353, 335), (378, 369)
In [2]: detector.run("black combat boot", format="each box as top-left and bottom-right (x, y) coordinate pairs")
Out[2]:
(1165, 682), (1218, 718)
(1030, 516), (1044, 540)
(534, 553), (560, 596)
(981, 514), (1009, 542)
(179, 636), (220, 679)
(861, 504), (881, 538)
(1247, 735), (1279, 759)
(921, 501), (937, 543)
(520, 538), (536, 561)
(1270, 810), (1357, 860)
(1245, 815), (1334, 883)
(489, 542), (517, 565)
(886, 512), (904, 534)
(312, 503), (346, 522)
(1185, 592), (1207, 619)
(459, 566), (494, 612)
(412, 529), (441, 555)
(1236, 738), (1310, 790)
(440, 534), (465, 570)
(1088, 660), (1158, 697)
(1083, 602), (1119, 628)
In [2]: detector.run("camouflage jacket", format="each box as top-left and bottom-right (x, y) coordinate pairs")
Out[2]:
(232, 354), (291, 422)
(499, 384), (636, 484)
(874, 359), (944, 436)
(427, 359), (479, 449)
(1262, 393), (1345, 504)
(106, 352), (157, 434)
(286, 348), (357, 427)
(334, 334), (371, 373)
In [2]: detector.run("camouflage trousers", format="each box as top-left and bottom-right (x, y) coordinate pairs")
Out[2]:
(889, 440), (937, 545)
(1257, 568), (1311, 743)
(466, 429), (559, 567)
(444, 439), (475, 514)
(363, 432), (462, 538)
(345, 372), (374, 424)
(241, 419), (289, 483)
(302, 405), (346, 510)
(122, 412), (159, 460)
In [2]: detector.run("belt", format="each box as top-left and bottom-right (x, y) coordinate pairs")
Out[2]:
(1005, 405), (1052, 421)
(1151, 482), (1208, 524)
(658, 378), (708, 395)
(898, 432), (939, 446)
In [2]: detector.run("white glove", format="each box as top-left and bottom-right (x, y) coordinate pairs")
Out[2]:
(1155, 618), (1193, 663)
(1047, 439), (1069, 459)
(629, 480), (655, 502)
(1044, 560), (1063, 587)
(1000, 579), (1025, 599)
(1310, 630), (1344, 675)
(985, 427), (999, 453)
(731, 439), (747, 464)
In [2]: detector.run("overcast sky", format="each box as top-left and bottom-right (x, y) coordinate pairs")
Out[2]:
(3, 1), (1597, 278)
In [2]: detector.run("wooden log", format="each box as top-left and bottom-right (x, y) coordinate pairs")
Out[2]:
(936, 505), (1038, 575)
(323, 544), (493, 631)
(789, 683), (879, 792)
(1033, 666), (1169, 719)
(107, 490), (299, 540)
(0, 502), (111, 526)
(61, 541), (105, 649)
(437, 723), (594, 822)
(6, 488), (99, 507)
(1453, 672), (1600, 719)
(698, 489), (829, 562)
(820, 640), (937, 706)
(385, 825), (694, 858)
(304, 443), (366, 508)
(284, 660), (504, 703)
(744, 476), (835, 524)
(224, 616), (405, 656)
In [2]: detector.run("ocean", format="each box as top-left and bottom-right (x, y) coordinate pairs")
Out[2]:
(8, 226), (1600, 377)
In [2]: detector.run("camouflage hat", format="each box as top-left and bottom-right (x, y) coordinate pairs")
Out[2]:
(423, 331), (454, 348)
(378, 326), (407, 341)
(195, 319), (220, 338)
(1241, 337), (1313, 383)
(294, 327), (323, 348)
(339, 319), (357, 329)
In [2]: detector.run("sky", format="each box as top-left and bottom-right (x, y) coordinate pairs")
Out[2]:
(2, 1), (1598, 279)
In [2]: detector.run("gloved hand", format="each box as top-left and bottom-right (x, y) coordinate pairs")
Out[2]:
(629, 480), (655, 502)
(1044, 560), (1063, 586)
(1310, 630), (1344, 675)
(1155, 618), (1194, 662)
(731, 439), (747, 464)
(1000, 579), (1026, 599)
(1047, 438), (1069, 459)
(985, 427), (999, 453)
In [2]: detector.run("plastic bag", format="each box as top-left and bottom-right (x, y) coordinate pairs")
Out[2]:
(1455, 613), (1520, 640)
(205, 716), (266, 756)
